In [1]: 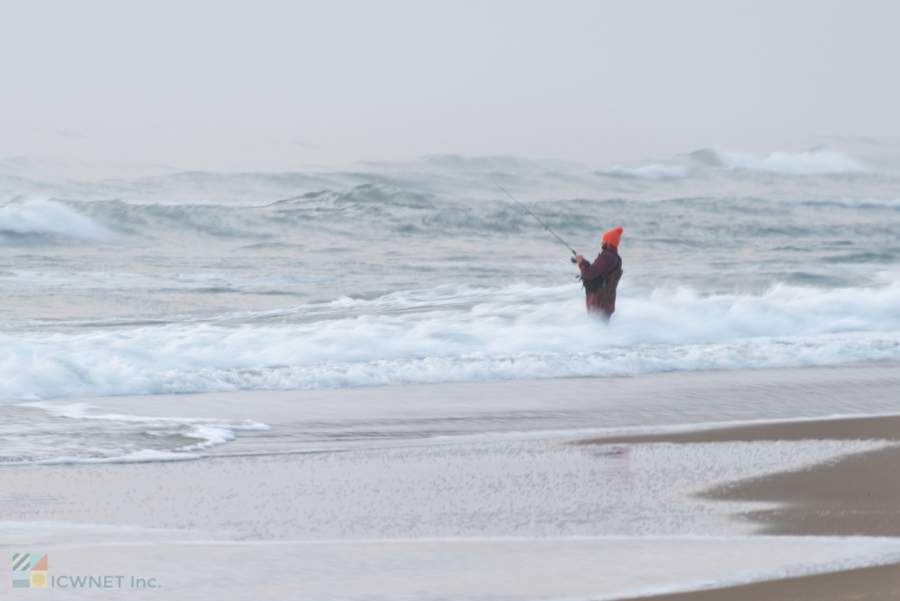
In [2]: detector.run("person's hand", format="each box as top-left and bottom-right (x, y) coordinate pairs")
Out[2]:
(574, 254), (584, 263)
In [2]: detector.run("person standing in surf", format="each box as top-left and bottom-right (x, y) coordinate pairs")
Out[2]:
(574, 227), (624, 318)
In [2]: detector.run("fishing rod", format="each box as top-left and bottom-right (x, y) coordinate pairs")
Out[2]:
(496, 184), (578, 263)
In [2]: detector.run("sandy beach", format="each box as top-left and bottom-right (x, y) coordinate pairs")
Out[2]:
(2, 363), (900, 599)
(611, 425), (900, 600)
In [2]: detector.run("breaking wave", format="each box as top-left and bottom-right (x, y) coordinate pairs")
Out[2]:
(0, 199), (108, 242)
(706, 148), (866, 174)
(1, 281), (900, 400)
(0, 401), (270, 464)
(594, 164), (691, 181)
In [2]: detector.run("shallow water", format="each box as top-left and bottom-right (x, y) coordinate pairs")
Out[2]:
(3, 437), (900, 600)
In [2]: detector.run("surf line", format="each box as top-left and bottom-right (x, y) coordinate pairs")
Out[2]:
(496, 184), (578, 263)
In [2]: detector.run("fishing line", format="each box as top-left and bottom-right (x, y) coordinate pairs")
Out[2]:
(496, 184), (578, 263)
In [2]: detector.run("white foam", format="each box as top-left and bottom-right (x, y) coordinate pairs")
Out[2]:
(719, 147), (866, 174)
(0, 401), (270, 465)
(16, 449), (202, 465)
(0, 198), (108, 241)
(29, 401), (270, 431)
(0, 281), (898, 399)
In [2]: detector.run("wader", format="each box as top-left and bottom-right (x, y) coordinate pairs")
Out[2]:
(583, 258), (623, 319)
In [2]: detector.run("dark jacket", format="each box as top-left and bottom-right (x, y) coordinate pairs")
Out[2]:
(578, 246), (623, 317)
(579, 246), (620, 282)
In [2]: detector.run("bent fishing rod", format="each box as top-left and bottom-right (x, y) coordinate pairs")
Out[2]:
(496, 184), (578, 263)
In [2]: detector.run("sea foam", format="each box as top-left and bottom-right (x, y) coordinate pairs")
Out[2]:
(717, 148), (866, 174)
(0, 281), (898, 400)
(0, 198), (108, 242)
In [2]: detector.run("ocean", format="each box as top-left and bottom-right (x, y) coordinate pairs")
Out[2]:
(2, 146), (900, 463)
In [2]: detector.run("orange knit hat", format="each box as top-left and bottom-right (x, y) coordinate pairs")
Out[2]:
(603, 226), (623, 247)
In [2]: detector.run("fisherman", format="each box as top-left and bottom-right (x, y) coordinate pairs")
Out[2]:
(574, 227), (624, 318)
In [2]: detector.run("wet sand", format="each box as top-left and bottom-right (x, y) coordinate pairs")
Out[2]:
(6, 364), (900, 598)
(579, 414), (900, 445)
(582, 416), (900, 600)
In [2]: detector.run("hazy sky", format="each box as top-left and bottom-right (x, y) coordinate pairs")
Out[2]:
(2, 0), (899, 172)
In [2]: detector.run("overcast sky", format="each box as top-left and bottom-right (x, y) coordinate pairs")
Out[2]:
(1, 0), (898, 173)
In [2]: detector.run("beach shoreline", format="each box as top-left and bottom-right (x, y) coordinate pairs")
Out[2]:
(5, 363), (900, 599)
(579, 404), (900, 600)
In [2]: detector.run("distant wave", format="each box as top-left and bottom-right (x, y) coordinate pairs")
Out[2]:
(594, 164), (691, 181)
(698, 148), (867, 174)
(593, 147), (866, 182)
(0, 199), (108, 242)
(0, 147), (885, 212)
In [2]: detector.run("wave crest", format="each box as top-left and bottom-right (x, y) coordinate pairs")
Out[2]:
(594, 164), (691, 181)
(0, 199), (108, 242)
(2, 281), (900, 399)
(704, 148), (866, 174)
